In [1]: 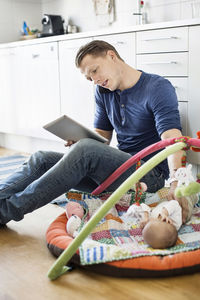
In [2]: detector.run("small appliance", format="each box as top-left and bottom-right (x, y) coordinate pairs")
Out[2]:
(39, 14), (64, 37)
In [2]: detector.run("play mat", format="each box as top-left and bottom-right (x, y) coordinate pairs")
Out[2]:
(46, 135), (200, 280)
(46, 188), (200, 277)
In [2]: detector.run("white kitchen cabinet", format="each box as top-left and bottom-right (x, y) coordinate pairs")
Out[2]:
(188, 26), (200, 164)
(13, 42), (61, 140)
(0, 47), (16, 133)
(59, 38), (95, 130)
(96, 32), (136, 67)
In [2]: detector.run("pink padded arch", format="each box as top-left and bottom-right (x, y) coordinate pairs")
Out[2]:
(92, 137), (200, 195)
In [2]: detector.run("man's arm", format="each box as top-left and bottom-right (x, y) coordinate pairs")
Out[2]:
(95, 128), (113, 145)
(161, 128), (189, 223)
(161, 128), (184, 175)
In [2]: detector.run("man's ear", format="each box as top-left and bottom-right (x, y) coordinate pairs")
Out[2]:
(107, 50), (117, 61)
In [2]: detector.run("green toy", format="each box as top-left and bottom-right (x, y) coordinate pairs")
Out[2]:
(175, 182), (200, 197)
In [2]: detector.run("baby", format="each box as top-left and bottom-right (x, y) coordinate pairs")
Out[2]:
(126, 200), (182, 249)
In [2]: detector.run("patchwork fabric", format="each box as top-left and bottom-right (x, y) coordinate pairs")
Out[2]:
(66, 189), (200, 266)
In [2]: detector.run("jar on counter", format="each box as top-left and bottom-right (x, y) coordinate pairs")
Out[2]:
(67, 25), (78, 34)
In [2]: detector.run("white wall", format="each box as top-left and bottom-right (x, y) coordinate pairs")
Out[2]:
(41, 0), (139, 31)
(146, 0), (198, 23)
(41, 0), (200, 32)
(1, 0), (199, 43)
(0, 0), (42, 43)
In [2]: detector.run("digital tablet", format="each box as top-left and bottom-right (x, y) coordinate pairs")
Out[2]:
(43, 115), (108, 143)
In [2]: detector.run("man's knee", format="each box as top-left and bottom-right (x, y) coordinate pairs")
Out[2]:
(71, 138), (101, 154)
(29, 150), (53, 166)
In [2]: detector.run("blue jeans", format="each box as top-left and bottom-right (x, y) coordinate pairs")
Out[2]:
(0, 138), (165, 223)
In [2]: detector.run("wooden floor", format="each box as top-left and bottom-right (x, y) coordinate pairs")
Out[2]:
(0, 147), (200, 300)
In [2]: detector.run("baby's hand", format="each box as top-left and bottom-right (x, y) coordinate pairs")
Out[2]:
(158, 208), (173, 224)
(140, 219), (148, 229)
(139, 211), (149, 228)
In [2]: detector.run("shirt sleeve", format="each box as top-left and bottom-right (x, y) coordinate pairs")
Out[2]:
(140, 203), (151, 213)
(163, 200), (181, 215)
(94, 86), (113, 131)
(162, 200), (182, 230)
(150, 78), (182, 136)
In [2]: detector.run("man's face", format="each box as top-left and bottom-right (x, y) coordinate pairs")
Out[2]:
(79, 51), (121, 91)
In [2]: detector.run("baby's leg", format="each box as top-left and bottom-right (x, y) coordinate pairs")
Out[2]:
(186, 194), (199, 221)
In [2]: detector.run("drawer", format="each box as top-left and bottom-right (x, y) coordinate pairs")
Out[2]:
(136, 52), (188, 77)
(97, 32), (136, 67)
(166, 77), (188, 102)
(16, 42), (58, 60)
(98, 32), (135, 47)
(136, 27), (188, 54)
(178, 101), (188, 136)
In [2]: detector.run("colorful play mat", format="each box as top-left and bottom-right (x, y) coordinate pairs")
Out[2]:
(46, 135), (200, 280)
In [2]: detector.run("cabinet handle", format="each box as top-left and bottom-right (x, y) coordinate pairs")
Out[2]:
(142, 61), (177, 65)
(142, 36), (178, 42)
(115, 41), (125, 45)
(32, 54), (40, 59)
(63, 46), (79, 50)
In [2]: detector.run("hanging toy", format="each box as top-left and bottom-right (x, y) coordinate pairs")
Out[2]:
(132, 160), (147, 206)
(197, 174), (200, 184)
(175, 164), (194, 187)
(174, 164), (200, 197)
(191, 131), (200, 152)
(65, 202), (84, 238)
(66, 215), (82, 238)
(65, 201), (84, 219)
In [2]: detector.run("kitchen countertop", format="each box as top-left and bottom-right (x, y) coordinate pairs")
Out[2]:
(1, 18), (200, 49)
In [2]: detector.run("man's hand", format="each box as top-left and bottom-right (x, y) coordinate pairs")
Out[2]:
(167, 181), (189, 223)
(64, 140), (76, 147)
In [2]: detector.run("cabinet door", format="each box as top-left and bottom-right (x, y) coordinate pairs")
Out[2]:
(14, 42), (60, 140)
(97, 32), (136, 67)
(59, 38), (94, 130)
(188, 26), (200, 164)
(0, 48), (16, 133)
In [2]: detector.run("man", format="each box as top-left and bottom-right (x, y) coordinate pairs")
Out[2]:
(0, 40), (188, 226)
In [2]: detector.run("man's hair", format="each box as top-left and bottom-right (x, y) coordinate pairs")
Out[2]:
(75, 40), (124, 67)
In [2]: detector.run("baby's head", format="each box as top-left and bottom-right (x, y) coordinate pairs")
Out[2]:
(142, 219), (178, 249)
